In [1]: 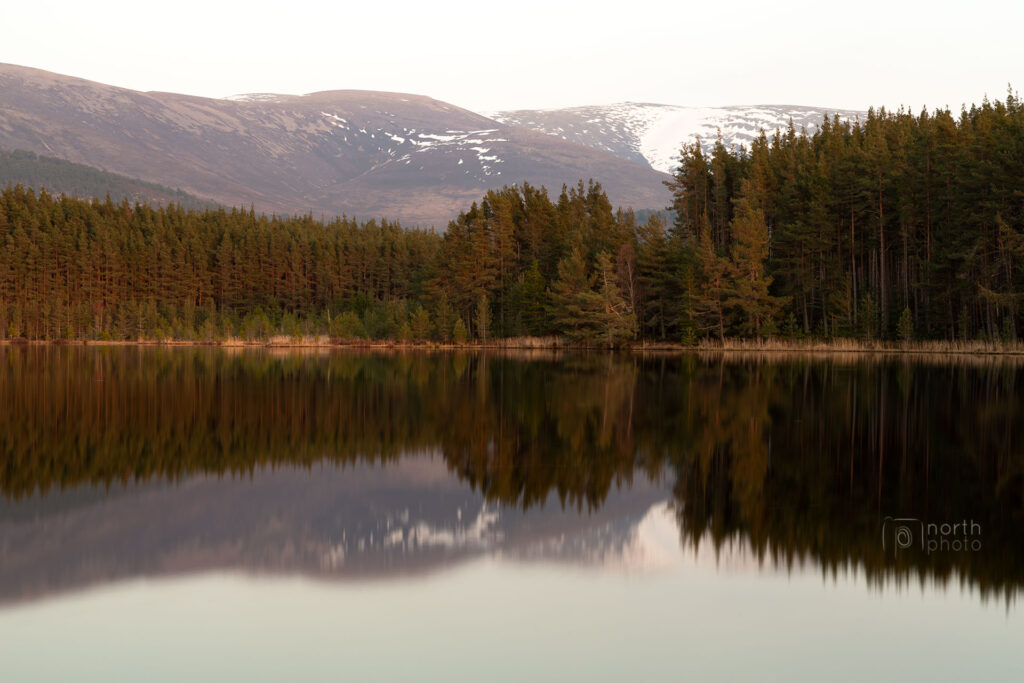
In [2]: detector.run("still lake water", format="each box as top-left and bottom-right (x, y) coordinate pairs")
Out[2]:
(0, 346), (1021, 681)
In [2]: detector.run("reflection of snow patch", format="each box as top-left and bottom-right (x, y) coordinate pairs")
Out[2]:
(618, 502), (681, 571)
(384, 505), (503, 551)
(509, 500), (682, 574)
(321, 544), (345, 569)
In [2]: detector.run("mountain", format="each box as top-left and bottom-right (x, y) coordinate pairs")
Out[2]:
(0, 148), (216, 209)
(489, 102), (867, 173)
(0, 64), (670, 227)
(0, 458), (671, 603)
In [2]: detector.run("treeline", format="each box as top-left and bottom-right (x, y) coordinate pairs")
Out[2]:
(665, 91), (1024, 342)
(0, 181), (644, 344)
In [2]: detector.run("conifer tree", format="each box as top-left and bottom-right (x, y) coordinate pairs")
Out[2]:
(434, 292), (454, 342)
(635, 215), (673, 338)
(693, 223), (727, 340)
(476, 292), (490, 341)
(665, 140), (711, 238)
(595, 251), (637, 346)
(550, 247), (601, 343)
(725, 196), (786, 337)
(517, 260), (549, 336)
(897, 307), (914, 342)
(452, 318), (468, 343)
(411, 305), (432, 341)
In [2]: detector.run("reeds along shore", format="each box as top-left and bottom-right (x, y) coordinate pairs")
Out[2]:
(4, 335), (1024, 356)
(690, 337), (1024, 355)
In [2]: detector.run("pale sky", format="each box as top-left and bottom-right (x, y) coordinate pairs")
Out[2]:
(2, 0), (1021, 113)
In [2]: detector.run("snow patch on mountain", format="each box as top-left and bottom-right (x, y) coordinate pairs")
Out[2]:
(489, 103), (865, 173)
(315, 112), (507, 181)
(224, 93), (285, 103)
(318, 111), (507, 181)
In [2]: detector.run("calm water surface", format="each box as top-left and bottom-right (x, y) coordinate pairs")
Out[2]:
(0, 346), (1021, 681)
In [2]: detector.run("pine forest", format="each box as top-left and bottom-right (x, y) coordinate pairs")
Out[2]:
(1, 94), (1022, 345)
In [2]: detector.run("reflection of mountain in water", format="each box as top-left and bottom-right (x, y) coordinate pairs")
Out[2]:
(1, 347), (1022, 604)
(0, 457), (671, 604)
(509, 501), (684, 573)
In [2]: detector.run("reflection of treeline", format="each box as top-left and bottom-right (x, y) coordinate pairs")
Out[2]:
(667, 359), (1024, 599)
(1, 347), (1021, 596)
(0, 347), (656, 510)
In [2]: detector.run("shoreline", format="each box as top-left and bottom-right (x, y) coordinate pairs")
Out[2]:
(3, 337), (1024, 356)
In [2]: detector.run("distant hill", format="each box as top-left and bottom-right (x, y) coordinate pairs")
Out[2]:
(490, 103), (866, 173)
(0, 63), (670, 227)
(633, 208), (676, 226)
(0, 148), (216, 209)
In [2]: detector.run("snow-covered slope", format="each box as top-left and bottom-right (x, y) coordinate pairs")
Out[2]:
(490, 103), (866, 173)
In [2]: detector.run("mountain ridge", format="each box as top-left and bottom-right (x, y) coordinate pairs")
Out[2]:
(0, 63), (670, 226)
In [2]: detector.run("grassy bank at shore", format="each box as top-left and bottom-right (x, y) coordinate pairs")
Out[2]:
(3, 335), (1024, 356)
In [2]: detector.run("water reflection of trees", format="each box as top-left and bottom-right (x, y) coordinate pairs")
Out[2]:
(668, 358), (1024, 600)
(1, 347), (1021, 596)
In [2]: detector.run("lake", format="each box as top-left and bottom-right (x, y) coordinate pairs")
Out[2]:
(0, 346), (1021, 681)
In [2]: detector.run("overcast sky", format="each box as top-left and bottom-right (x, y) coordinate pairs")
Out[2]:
(2, 0), (1021, 113)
